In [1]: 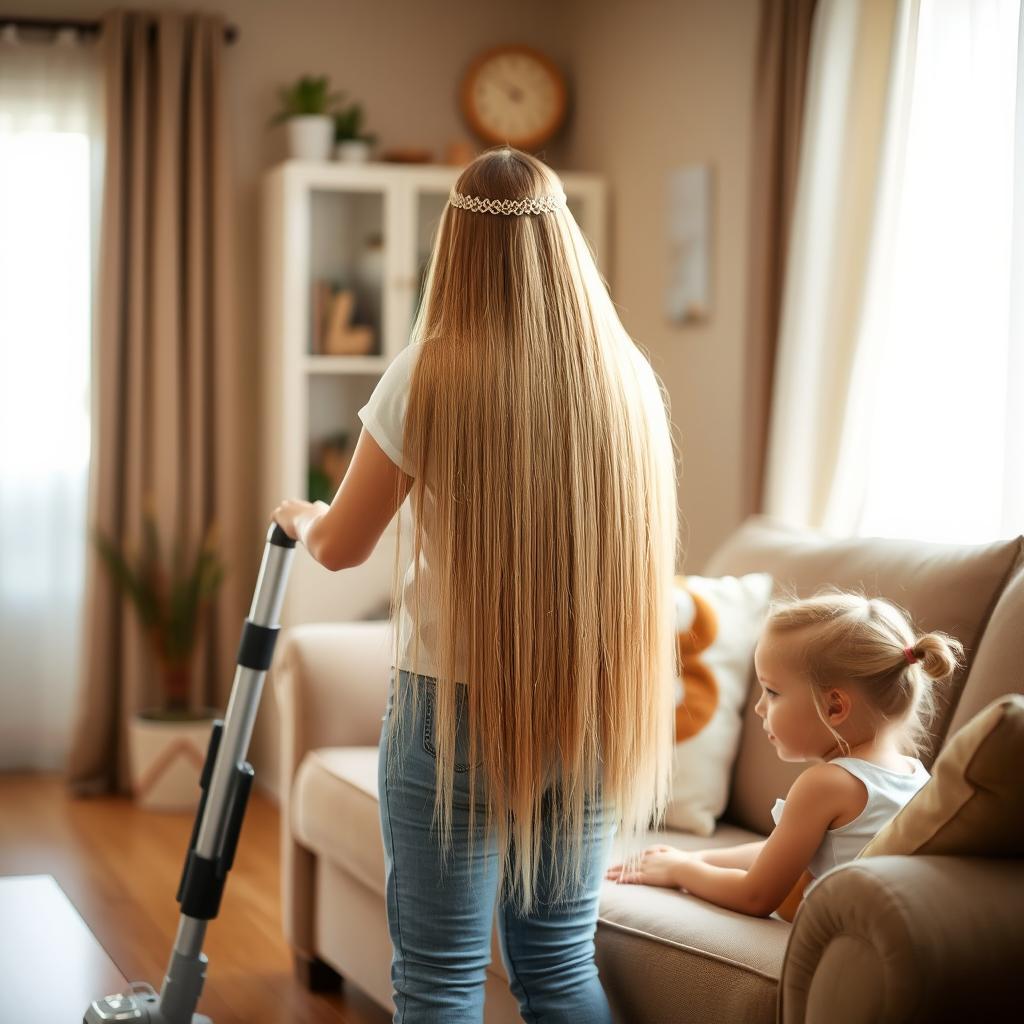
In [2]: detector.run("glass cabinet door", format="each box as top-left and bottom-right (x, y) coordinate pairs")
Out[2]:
(301, 180), (397, 503)
(406, 183), (450, 340)
(305, 373), (379, 502)
(307, 185), (387, 359)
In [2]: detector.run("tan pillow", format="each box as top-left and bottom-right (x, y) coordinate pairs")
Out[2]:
(859, 694), (1024, 859)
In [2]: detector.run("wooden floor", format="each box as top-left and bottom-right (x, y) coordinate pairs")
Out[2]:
(0, 774), (390, 1024)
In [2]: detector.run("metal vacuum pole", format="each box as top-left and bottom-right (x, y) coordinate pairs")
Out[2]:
(85, 522), (296, 1023)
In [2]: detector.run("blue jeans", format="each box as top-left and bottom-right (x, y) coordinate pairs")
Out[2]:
(378, 669), (615, 1024)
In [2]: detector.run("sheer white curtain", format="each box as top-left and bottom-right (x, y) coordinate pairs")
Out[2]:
(0, 28), (104, 769)
(765, 0), (1024, 544)
(763, 0), (910, 530)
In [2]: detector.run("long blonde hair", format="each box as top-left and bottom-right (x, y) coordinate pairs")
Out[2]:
(387, 146), (680, 911)
(764, 589), (964, 758)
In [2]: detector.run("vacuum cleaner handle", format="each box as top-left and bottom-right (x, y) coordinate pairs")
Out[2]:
(268, 522), (297, 549)
(86, 522), (299, 1024)
(175, 522), (297, 920)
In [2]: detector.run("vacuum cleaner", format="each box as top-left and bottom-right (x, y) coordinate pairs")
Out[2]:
(85, 522), (297, 1023)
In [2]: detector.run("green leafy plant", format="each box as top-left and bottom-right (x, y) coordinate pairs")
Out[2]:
(269, 75), (345, 125)
(333, 102), (377, 144)
(94, 501), (225, 716)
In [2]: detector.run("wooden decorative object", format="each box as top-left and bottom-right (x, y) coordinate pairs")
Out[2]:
(323, 288), (374, 355)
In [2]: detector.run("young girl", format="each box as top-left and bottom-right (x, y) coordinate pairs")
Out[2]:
(273, 146), (679, 1022)
(606, 591), (963, 921)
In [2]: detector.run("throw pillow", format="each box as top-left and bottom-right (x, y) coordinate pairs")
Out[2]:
(665, 572), (774, 835)
(859, 693), (1024, 859)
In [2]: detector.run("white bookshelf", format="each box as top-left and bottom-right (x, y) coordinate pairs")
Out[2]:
(260, 158), (609, 628)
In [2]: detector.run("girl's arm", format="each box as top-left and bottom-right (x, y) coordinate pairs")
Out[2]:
(693, 841), (766, 870)
(607, 841), (767, 882)
(609, 764), (850, 917)
(276, 429), (413, 571)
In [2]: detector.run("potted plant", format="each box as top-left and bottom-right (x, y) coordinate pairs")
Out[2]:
(94, 502), (226, 811)
(270, 74), (345, 161)
(333, 102), (377, 163)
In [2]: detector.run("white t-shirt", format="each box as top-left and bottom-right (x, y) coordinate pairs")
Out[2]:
(357, 344), (468, 682)
(357, 344), (419, 478)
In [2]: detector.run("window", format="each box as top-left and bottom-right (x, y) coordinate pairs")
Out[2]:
(0, 31), (102, 769)
(850, 0), (1022, 543)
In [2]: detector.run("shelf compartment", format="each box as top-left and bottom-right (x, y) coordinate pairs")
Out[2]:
(308, 187), (385, 357)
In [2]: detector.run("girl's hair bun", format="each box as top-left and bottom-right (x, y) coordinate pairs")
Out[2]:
(910, 631), (964, 683)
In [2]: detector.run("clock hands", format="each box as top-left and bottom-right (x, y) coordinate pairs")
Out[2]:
(500, 79), (523, 103)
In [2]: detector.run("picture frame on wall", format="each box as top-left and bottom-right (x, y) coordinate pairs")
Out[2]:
(665, 164), (712, 325)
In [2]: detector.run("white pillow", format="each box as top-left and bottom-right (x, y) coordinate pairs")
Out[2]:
(664, 572), (773, 836)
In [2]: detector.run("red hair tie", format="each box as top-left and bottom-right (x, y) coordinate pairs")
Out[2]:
(904, 646), (918, 665)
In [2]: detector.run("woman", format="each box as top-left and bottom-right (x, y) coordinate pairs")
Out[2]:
(274, 146), (680, 1023)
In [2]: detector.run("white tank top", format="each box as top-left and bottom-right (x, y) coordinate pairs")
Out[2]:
(771, 755), (929, 884)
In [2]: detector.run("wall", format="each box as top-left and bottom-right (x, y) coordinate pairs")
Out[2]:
(565, 0), (761, 571)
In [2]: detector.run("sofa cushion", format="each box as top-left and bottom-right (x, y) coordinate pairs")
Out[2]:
(946, 561), (1024, 735)
(598, 876), (787, 1024)
(601, 823), (788, 975)
(293, 744), (787, 1022)
(292, 747), (384, 898)
(860, 694), (1024, 859)
(704, 515), (1023, 835)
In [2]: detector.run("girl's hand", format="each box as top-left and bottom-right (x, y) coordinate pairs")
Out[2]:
(272, 498), (327, 543)
(605, 844), (691, 889)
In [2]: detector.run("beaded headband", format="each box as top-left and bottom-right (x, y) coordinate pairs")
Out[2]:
(448, 187), (567, 216)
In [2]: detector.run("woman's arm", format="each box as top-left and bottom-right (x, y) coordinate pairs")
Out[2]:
(274, 428), (413, 571)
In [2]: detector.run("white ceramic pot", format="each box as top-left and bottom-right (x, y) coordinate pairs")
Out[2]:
(334, 139), (372, 163)
(128, 709), (219, 812)
(286, 115), (334, 161)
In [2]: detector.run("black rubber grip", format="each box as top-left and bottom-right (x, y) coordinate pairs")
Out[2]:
(199, 720), (224, 791)
(269, 523), (296, 548)
(178, 762), (257, 920)
(221, 763), (254, 874)
(178, 850), (225, 919)
(236, 620), (280, 671)
(175, 721), (224, 905)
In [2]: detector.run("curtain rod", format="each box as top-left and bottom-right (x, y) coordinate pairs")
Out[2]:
(0, 15), (239, 44)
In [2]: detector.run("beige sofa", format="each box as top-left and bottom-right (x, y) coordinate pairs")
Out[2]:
(273, 516), (1024, 1023)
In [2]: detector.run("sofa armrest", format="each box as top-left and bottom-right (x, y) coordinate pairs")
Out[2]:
(274, 621), (394, 777)
(781, 855), (1024, 1024)
(272, 619), (393, 954)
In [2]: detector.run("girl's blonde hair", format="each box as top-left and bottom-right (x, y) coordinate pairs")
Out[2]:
(388, 146), (680, 912)
(764, 589), (964, 758)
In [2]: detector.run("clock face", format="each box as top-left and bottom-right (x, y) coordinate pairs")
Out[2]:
(462, 46), (567, 149)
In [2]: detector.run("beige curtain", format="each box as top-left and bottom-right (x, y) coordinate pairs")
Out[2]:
(762, 0), (912, 529)
(67, 9), (249, 794)
(741, 0), (819, 517)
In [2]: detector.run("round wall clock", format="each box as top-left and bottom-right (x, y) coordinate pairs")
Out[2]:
(461, 45), (568, 150)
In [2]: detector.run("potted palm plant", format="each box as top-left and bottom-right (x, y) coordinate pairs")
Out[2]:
(94, 502), (225, 811)
(333, 102), (377, 163)
(270, 74), (345, 161)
